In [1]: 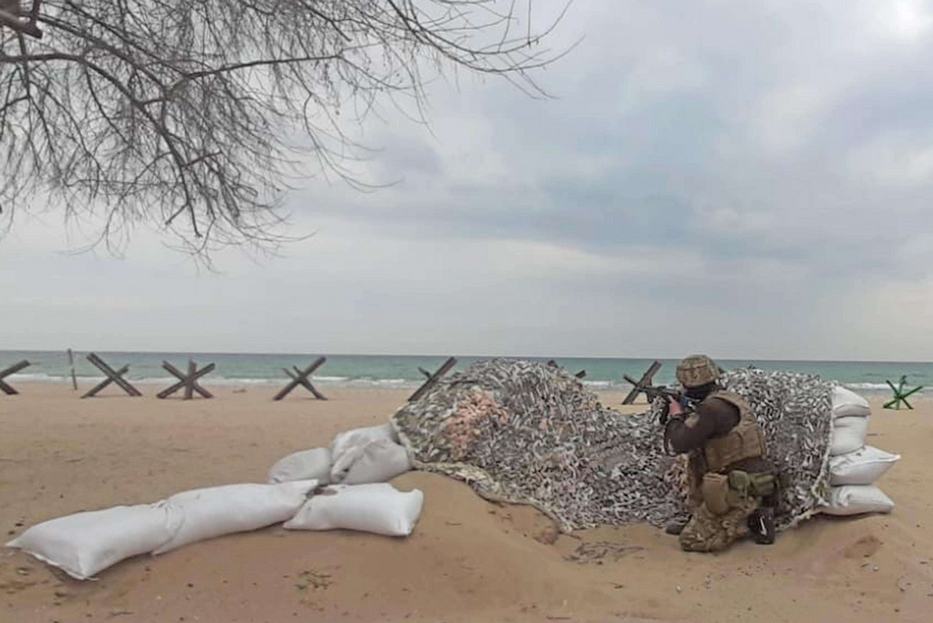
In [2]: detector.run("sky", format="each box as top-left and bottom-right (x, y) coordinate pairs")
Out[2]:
(2, 0), (933, 361)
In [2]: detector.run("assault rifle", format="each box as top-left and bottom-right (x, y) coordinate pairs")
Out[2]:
(647, 386), (698, 425)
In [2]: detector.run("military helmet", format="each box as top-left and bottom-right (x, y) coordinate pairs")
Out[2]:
(676, 354), (721, 388)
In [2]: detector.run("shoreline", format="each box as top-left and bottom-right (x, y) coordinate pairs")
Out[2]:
(5, 352), (931, 396)
(4, 377), (923, 398)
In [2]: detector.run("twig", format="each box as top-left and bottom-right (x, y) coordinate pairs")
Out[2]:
(0, 7), (43, 39)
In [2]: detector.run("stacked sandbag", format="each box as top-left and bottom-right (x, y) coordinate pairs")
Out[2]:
(331, 423), (399, 457)
(332, 437), (412, 484)
(266, 423), (414, 487)
(152, 480), (320, 554)
(6, 480), (318, 580)
(820, 386), (899, 516)
(4, 502), (184, 580)
(268, 426), (422, 536)
(11, 423), (420, 580)
(268, 424), (411, 485)
(284, 483), (424, 537)
(268, 448), (333, 484)
(329, 423), (412, 484)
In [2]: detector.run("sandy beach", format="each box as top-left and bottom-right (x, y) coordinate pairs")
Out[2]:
(1, 382), (931, 623)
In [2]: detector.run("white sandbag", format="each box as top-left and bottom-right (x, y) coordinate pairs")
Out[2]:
(832, 386), (871, 418)
(5, 502), (183, 580)
(153, 480), (317, 554)
(283, 483), (423, 537)
(829, 445), (901, 486)
(819, 485), (895, 516)
(330, 423), (398, 463)
(830, 416), (870, 456)
(268, 448), (332, 484)
(339, 439), (412, 485)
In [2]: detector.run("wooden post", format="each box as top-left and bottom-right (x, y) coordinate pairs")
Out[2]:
(81, 353), (142, 398)
(273, 357), (327, 401)
(157, 361), (215, 399)
(82, 353), (141, 397)
(0, 360), (30, 395)
(183, 360), (196, 400)
(408, 357), (457, 403)
(160, 361), (212, 399)
(67, 349), (78, 390)
(282, 367), (328, 401)
(622, 360), (663, 404)
(81, 365), (130, 399)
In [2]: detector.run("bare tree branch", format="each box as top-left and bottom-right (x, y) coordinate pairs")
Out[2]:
(0, 0), (571, 259)
(0, 2), (43, 40)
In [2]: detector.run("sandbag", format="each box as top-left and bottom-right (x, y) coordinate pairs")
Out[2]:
(830, 416), (870, 456)
(5, 502), (183, 580)
(829, 445), (900, 486)
(268, 448), (332, 484)
(283, 483), (423, 537)
(331, 424), (398, 463)
(831, 386), (871, 418)
(333, 439), (412, 485)
(153, 480), (317, 554)
(819, 485), (894, 516)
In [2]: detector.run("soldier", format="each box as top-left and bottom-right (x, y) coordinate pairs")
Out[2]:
(662, 355), (778, 552)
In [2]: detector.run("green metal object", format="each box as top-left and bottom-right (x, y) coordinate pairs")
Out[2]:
(883, 375), (923, 410)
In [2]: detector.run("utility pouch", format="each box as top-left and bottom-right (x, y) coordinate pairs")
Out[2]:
(729, 470), (775, 498)
(701, 473), (732, 516)
(749, 472), (776, 497)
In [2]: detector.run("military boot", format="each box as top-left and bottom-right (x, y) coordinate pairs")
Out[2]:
(747, 507), (775, 545)
(665, 516), (690, 535)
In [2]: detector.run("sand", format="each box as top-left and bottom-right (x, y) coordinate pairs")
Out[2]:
(1, 382), (931, 623)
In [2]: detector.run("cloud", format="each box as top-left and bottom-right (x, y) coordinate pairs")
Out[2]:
(847, 131), (933, 186)
(3, 0), (933, 360)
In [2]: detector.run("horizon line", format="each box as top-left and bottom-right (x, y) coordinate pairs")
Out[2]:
(1, 348), (931, 365)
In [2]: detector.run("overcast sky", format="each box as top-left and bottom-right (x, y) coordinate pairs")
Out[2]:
(3, 0), (933, 361)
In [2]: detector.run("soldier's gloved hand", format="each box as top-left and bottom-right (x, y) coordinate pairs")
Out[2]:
(657, 398), (671, 426)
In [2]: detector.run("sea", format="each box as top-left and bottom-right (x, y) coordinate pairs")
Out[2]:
(1, 350), (931, 395)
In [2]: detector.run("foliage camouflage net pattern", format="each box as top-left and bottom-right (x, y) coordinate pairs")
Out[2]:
(391, 359), (834, 532)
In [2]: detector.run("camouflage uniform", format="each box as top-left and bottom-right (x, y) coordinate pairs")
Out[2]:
(678, 451), (760, 552)
(666, 355), (775, 553)
(679, 496), (759, 552)
(683, 453), (705, 508)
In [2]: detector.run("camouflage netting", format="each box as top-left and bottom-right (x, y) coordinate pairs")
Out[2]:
(391, 359), (834, 532)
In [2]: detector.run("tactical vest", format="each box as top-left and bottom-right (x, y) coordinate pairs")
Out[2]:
(702, 391), (767, 473)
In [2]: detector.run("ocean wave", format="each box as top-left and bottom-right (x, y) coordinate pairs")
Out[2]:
(843, 382), (902, 391)
(171, 376), (277, 385)
(126, 377), (184, 385)
(5, 373), (64, 383)
(212, 376), (418, 388)
(6, 372), (151, 384)
(343, 378), (414, 386)
(842, 383), (927, 396)
(582, 380), (617, 388)
(7, 370), (924, 394)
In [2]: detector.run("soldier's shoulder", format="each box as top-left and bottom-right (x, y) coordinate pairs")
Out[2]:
(698, 393), (743, 420)
(706, 390), (750, 408)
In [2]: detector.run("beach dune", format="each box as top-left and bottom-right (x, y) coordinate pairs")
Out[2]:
(1, 383), (931, 622)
